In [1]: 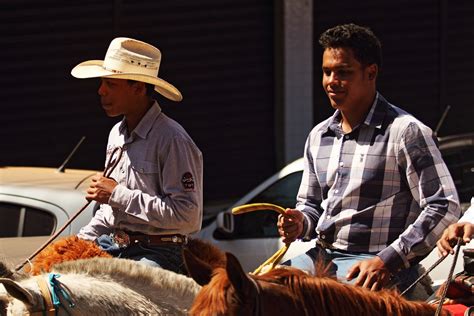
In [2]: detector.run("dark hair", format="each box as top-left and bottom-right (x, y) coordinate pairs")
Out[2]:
(127, 80), (155, 97)
(318, 23), (382, 69)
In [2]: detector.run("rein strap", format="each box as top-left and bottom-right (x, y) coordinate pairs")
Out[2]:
(34, 276), (55, 316)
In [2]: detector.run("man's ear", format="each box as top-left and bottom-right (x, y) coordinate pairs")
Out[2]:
(367, 64), (378, 80)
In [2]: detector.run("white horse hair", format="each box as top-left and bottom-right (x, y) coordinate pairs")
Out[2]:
(0, 257), (201, 315)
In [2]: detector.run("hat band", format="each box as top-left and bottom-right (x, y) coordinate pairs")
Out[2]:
(103, 66), (123, 74)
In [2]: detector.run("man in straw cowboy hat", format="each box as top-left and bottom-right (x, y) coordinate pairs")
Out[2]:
(71, 37), (203, 274)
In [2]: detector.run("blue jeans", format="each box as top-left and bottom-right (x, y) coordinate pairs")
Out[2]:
(96, 234), (186, 274)
(282, 245), (433, 301)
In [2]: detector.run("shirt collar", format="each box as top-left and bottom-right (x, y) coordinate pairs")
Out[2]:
(363, 92), (386, 129)
(118, 101), (162, 140)
(325, 92), (385, 134)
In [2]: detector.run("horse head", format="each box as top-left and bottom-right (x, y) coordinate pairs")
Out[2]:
(185, 249), (450, 316)
(0, 276), (55, 316)
(185, 250), (305, 316)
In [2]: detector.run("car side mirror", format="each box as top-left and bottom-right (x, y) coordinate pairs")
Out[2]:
(216, 211), (234, 235)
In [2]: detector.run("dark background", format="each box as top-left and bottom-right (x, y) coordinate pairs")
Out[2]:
(2, 0), (473, 204)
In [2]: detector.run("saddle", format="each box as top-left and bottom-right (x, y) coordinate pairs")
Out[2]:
(444, 248), (474, 299)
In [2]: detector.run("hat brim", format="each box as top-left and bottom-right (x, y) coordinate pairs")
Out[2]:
(71, 60), (183, 102)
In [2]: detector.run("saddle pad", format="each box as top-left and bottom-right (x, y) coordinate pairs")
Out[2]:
(442, 304), (468, 316)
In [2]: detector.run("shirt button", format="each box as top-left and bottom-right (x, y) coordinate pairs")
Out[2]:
(339, 162), (344, 167)
(321, 234), (326, 239)
(344, 135), (349, 140)
(326, 215), (331, 219)
(334, 189), (339, 194)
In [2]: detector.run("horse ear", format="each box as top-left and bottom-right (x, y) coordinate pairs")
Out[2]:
(182, 248), (214, 286)
(225, 252), (257, 299)
(0, 278), (36, 305)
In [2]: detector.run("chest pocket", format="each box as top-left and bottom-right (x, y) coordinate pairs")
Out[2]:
(130, 160), (160, 191)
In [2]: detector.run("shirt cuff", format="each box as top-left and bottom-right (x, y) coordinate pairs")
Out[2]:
(300, 213), (314, 241)
(377, 245), (410, 273)
(109, 184), (131, 210)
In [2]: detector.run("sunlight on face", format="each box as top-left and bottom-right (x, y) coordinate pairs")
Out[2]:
(322, 47), (376, 113)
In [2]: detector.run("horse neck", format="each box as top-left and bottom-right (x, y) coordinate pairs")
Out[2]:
(190, 269), (307, 316)
(19, 273), (171, 316)
(279, 275), (443, 316)
(53, 258), (201, 308)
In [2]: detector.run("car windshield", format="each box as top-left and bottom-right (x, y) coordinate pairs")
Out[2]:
(248, 171), (303, 208)
(229, 171), (303, 239)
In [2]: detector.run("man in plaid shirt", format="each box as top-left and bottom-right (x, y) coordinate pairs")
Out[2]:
(278, 23), (461, 299)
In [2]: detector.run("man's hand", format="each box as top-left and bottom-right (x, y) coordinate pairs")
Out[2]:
(346, 256), (391, 291)
(86, 172), (118, 204)
(437, 222), (474, 256)
(277, 209), (304, 244)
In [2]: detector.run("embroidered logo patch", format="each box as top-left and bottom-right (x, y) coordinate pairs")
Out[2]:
(181, 172), (195, 192)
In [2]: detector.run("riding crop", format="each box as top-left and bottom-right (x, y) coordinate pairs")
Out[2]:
(232, 203), (289, 275)
(14, 146), (123, 272)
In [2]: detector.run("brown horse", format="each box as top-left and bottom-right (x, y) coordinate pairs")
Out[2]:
(183, 250), (449, 316)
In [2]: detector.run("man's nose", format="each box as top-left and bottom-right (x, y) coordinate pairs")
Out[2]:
(327, 72), (339, 85)
(98, 82), (106, 96)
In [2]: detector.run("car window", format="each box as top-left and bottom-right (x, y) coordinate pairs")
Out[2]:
(231, 171), (303, 239)
(442, 145), (474, 212)
(0, 203), (55, 237)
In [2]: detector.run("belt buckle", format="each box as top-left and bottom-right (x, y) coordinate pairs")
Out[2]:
(112, 230), (130, 249)
(316, 238), (332, 250)
(166, 235), (187, 244)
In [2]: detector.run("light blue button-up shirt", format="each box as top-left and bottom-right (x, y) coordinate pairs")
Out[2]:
(78, 101), (203, 239)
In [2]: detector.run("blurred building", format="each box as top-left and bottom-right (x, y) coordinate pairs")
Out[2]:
(2, 0), (473, 202)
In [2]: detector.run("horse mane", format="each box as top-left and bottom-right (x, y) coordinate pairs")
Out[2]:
(256, 267), (445, 316)
(191, 264), (447, 316)
(27, 236), (224, 276)
(27, 235), (111, 275)
(190, 267), (231, 315)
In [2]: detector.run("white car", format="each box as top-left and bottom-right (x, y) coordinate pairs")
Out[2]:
(0, 166), (97, 266)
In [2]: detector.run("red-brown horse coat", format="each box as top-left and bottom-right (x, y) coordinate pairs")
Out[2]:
(185, 252), (449, 316)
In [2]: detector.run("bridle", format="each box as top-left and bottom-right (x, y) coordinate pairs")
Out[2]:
(15, 146), (124, 272)
(248, 276), (263, 316)
(401, 238), (462, 316)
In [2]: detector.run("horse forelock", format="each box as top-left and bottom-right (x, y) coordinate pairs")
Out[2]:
(189, 268), (230, 316)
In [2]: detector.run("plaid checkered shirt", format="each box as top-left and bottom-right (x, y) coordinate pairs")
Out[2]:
(298, 93), (461, 272)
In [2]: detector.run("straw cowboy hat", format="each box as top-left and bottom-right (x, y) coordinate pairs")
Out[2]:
(71, 37), (182, 101)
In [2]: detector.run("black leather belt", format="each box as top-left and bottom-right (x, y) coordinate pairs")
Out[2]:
(112, 230), (187, 248)
(129, 233), (188, 246)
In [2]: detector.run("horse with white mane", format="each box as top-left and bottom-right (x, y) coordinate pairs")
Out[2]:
(0, 257), (201, 315)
